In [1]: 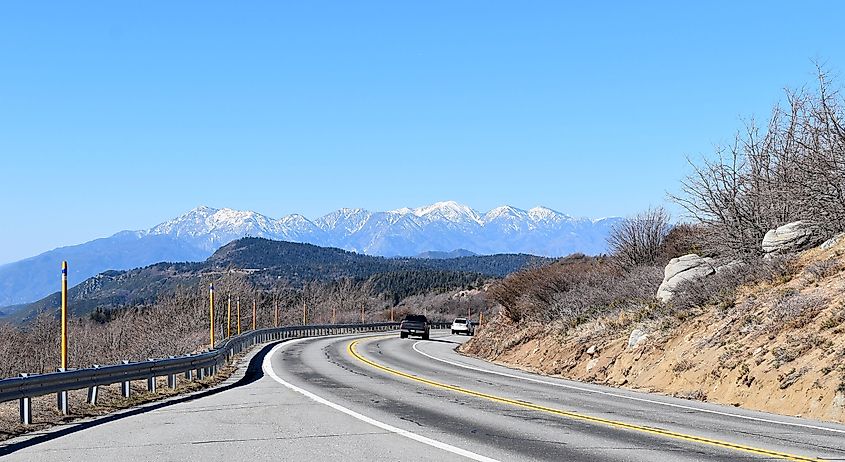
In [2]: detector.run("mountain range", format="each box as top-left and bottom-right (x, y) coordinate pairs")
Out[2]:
(0, 201), (620, 307)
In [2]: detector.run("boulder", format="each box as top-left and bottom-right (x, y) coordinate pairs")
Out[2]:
(820, 233), (845, 250)
(656, 254), (715, 302)
(627, 329), (649, 349)
(762, 221), (815, 255)
(715, 260), (743, 274)
(834, 391), (845, 409)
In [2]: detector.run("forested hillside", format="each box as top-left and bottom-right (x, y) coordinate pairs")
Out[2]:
(8, 238), (547, 323)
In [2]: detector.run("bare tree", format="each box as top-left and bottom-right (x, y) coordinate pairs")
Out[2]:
(608, 206), (671, 268)
(671, 66), (845, 256)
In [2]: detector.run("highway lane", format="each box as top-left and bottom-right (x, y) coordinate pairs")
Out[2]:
(273, 331), (845, 461)
(0, 338), (468, 462)
(3, 330), (845, 461)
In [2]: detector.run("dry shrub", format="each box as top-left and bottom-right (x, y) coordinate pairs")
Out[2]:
(608, 207), (671, 268)
(672, 359), (695, 374)
(490, 254), (662, 327)
(804, 258), (843, 282)
(771, 291), (825, 323)
(656, 223), (710, 264)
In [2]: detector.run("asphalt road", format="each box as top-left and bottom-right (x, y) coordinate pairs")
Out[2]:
(3, 330), (845, 461)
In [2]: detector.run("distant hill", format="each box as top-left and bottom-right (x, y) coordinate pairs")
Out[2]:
(7, 238), (552, 323)
(0, 233), (209, 308)
(416, 249), (477, 259)
(0, 201), (619, 308)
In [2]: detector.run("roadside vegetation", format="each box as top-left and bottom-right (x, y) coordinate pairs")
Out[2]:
(463, 67), (845, 423)
(482, 67), (845, 332)
(0, 271), (494, 379)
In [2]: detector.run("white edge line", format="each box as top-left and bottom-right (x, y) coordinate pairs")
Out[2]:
(263, 339), (501, 462)
(412, 340), (845, 435)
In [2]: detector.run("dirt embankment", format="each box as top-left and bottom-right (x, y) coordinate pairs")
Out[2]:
(461, 243), (845, 423)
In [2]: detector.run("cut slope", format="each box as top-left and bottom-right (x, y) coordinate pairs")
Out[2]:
(463, 242), (845, 423)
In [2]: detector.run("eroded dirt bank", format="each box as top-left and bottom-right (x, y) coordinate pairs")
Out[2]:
(461, 244), (845, 423)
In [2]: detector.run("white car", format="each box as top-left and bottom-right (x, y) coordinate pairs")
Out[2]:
(451, 318), (474, 336)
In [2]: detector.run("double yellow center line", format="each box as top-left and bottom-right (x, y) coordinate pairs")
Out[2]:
(347, 338), (822, 462)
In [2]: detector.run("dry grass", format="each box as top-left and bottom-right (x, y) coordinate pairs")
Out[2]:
(0, 353), (242, 443)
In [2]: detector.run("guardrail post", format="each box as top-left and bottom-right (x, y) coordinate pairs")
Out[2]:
(197, 367), (206, 380)
(147, 359), (157, 392)
(87, 365), (100, 405)
(57, 368), (68, 415)
(19, 373), (32, 425)
(168, 372), (177, 389)
(121, 360), (131, 398)
(185, 369), (194, 381)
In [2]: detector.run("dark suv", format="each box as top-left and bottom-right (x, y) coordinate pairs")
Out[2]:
(399, 314), (430, 340)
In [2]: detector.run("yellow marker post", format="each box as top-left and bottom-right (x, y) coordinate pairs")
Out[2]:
(274, 301), (279, 328)
(252, 299), (257, 330)
(61, 261), (68, 370)
(227, 295), (232, 338)
(237, 296), (241, 335)
(209, 283), (215, 348)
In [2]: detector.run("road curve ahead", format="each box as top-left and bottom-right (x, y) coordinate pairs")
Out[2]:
(4, 331), (845, 461)
(272, 331), (845, 462)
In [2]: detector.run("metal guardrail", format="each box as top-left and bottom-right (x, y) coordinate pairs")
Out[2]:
(0, 321), (449, 424)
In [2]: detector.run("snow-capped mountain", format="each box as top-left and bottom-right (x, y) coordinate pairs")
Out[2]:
(143, 206), (326, 250)
(138, 201), (618, 257)
(0, 201), (621, 307)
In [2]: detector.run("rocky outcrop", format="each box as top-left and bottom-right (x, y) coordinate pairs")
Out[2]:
(627, 328), (649, 349)
(656, 254), (715, 302)
(820, 233), (845, 250)
(762, 221), (815, 256)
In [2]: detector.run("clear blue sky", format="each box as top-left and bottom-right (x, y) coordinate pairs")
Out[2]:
(1, 1), (843, 264)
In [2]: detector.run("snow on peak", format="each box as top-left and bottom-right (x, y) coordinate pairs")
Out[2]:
(192, 205), (218, 214)
(315, 207), (373, 232)
(528, 206), (565, 222)
(388, 207), (413, 215)
(412, 201), (482, 224)
(483, 205), (529, 222)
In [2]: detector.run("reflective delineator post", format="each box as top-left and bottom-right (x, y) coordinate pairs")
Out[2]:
(61, 261), (68, 371)
(237, 296), (241, 335)
(227, 295), (232, 338)
(209, 283), (215, 349)
(19, 373), (31, 425)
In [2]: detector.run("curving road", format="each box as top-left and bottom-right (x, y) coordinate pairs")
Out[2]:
(3, 330), (845, 461)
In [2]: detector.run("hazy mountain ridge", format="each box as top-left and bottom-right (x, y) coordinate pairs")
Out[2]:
(0, 201), (619, 307)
